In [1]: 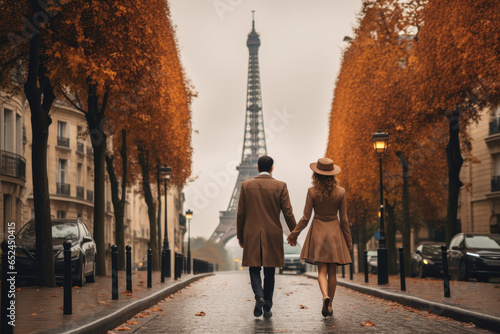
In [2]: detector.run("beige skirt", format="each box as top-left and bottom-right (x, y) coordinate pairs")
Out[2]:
(300, 217), (352, 265)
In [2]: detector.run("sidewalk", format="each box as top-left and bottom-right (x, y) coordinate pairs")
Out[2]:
(14, 271), (212, 334)
(304, 271), (500, 332)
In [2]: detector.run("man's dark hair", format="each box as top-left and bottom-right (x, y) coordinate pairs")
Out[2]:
(258, 155), (274, 172)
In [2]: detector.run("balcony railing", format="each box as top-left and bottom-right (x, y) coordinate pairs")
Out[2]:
(489, 118), (500, 136)
(87, 189), (94, 202)
(492, 176), (500, 192)
(76, 186), (84, 199)
(57, 136), (70, 148)
(77, 142), (84, 154)
(87, 146), (93, 157)
(57, 183), (70, 196)
(0, 150), (26, 181)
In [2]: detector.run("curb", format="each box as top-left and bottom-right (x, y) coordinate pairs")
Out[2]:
(303, 273), (500, 332)
(38, 273), (213, 334)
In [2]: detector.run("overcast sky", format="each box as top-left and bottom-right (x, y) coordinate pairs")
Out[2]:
(169, 0), (363, 250)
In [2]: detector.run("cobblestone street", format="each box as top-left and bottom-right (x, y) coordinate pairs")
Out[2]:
(113, 271), (491, 333)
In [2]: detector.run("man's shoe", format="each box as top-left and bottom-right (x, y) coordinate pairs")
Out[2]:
(263, 307), (272, 318)
(254, 297), (265, 317)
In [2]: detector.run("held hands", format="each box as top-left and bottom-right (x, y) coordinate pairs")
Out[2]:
(347, 244), (353, 252)
(287, 236), (297, 247)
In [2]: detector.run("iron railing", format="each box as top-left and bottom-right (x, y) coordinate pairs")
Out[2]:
(76, 186), (84, 199)
(87, 190), (94, 202)
(57, 183), (70, 196)
(57, 136), (70, 148)
(0, 150), (26, 181)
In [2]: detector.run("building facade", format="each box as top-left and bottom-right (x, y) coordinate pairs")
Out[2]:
(1, 93), (187, 273)
(459, 105), (500, 234)
(0, 92), (26, 238)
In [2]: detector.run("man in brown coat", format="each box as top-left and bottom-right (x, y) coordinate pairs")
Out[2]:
(237, 155), (297, 318)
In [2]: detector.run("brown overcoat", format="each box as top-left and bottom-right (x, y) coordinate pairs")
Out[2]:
(289, 186), (352, 265)
(237, 174), (297, 267)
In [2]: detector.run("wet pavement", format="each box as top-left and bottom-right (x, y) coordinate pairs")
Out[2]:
(111, 271), (492, 333)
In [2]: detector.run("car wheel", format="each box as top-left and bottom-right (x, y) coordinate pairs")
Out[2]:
(300, 267), (306, 274)
(75, 262), (85, 287)
(86, 261), (96, 283)
(457, 260), (468, 281)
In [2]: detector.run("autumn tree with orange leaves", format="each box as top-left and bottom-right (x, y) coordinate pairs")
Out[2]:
(1, 0), (193, 280)
(327, 0), (448, 275)
(412, 0), (500, 244)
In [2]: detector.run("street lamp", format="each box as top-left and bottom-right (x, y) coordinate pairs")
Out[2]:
(159, 165), (172, 278)
(185, 209), (193, 274)
(371, 130), (389, 285)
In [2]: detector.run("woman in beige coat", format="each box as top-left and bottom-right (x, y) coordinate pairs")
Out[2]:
(287, 158), (352, 317)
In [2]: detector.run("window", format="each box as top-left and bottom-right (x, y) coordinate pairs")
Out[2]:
(77, 163), (83, 186)
(494, 154), (500, 176)
(3, 108), (13, 151)
(58, 159), (68, 183)
(57, 211), (66, 219)
(57, 121), (68, 138)
(57, 121), (69, 147)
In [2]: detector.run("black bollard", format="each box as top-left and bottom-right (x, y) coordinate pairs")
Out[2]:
(112, 245), (118, 300)
(341, 265), (345, 278)
(364, 250), (369, 283)
(126, 245), (132, 292)
(399, 247), (406, 291)
(161, 250), (166, 283)
(441, 245), (451, 297)
(349, 248), (354, 280)
(63, 241), (72, 314)
(147, 249), (152, 288)
(1, 240), (14, 334)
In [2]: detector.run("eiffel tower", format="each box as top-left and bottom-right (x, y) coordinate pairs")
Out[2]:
(210, 12), (267, 244)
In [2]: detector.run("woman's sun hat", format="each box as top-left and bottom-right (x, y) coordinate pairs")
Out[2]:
(310, 157), (341, 176)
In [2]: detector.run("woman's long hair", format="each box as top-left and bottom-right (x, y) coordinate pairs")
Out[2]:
(312, 172), (337, 199)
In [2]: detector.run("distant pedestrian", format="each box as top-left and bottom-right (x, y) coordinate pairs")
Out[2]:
(237, 155), (297, 318)
(287, 157), (352, 317)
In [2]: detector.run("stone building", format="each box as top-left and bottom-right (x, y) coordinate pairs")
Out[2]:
(0, 92), (26, 238)
(459, 105), (500, 234)
(1, 93), (187, 273)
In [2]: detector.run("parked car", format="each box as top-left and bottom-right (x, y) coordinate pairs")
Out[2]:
(137, 255), (148, 271)
(366, 250), (378, 274)
(410, 243), (443, 278)
(280, 242), (305, 274)
(448, 233), (500, 282)
(15, 218), (97, 286)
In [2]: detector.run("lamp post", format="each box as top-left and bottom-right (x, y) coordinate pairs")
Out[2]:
(159, 165), (172, 278)
(185, 209), (193, 274)
(371, 130), (389, 285)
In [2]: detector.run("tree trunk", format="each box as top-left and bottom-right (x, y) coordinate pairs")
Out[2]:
(138, 146), (159, 271)
(385, 201), (397, 275)
(446, 109), (464, 245)
(86, 83), (108, 276)
(105, 129), (127, 270)
(24, 14), (55, 286)
(396, 151), (411, 277)
(156, 159), (162, 263)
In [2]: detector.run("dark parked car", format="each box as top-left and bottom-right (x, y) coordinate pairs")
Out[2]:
(410, 243), (443, 278)
(280, 242), (305, 274)
(15, 218), (97, 286)
(448, 233), (500, 283)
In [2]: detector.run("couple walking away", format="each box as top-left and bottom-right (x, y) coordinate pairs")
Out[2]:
(236, 155), (353, 318)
